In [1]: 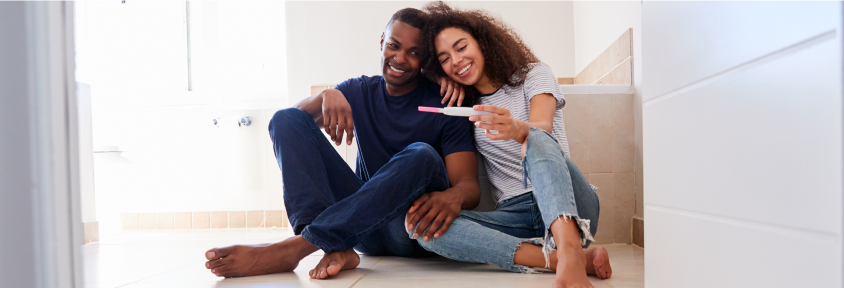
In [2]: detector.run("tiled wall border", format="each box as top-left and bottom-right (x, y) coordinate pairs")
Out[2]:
(122, 210), (290, 230)
(574, 28), (632, 85)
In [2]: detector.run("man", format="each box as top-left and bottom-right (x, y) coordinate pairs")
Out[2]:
(203, 8), (480, 279)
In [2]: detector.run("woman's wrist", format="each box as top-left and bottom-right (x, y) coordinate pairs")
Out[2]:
(513, 119), (529, 144)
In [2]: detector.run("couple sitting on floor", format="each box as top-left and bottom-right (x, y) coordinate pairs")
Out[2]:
(203, 3), (611, 288)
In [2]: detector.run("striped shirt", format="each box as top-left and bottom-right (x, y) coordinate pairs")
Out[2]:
(476, 63), (570, 204)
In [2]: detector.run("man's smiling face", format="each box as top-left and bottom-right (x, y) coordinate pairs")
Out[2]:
(380, 20), (422, 88)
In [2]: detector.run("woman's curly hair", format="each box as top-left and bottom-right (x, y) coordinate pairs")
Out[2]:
(422, 1), (539, 106)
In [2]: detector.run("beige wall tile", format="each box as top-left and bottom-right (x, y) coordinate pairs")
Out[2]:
(613, 173), (635, 244)
(122, 213), (139, 230)
(575, 28), (632, 85)
(596, 57), (632, 85)
(266, 210), (285, 228)
(589, 94), (613, 173)
(557, 78), (574, 85)
(309, 85), (333, 96)
(282, 210), (290, 228)
(193, 212), (210, 229)
(139, 213), (156, 230)
(612, 94), (635, 173)
(156, 212), (174, 229)
(632, 216), (644, 248)
(228, 211), (246, 228)
(174, 212), (192, 229)
(247, 211), (265, 228)
(84, 221), (99, 244)
(210, 211), (228, 229)
(565, 94), (590, 173)
(590, 173), (614, 244)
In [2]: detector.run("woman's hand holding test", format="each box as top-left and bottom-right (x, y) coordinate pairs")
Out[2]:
(469, 105), (529, 143)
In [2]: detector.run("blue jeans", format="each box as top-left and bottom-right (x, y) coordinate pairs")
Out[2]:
(413, 127), (599, 272)
(269, 108), (447, 256)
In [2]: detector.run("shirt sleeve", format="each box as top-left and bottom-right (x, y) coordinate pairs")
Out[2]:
(440, 116), (477, 157)
(524, 63), (565, 110)
(334, 77), (358, 102)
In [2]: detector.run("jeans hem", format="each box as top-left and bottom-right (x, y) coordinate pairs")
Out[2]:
(542, 214), (595, 266)
(301, 229), (334, 253)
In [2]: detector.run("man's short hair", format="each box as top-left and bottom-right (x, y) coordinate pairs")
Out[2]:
(386, 7), (427, 31)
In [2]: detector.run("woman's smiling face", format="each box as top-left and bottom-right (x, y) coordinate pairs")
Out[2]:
(435, 27), (485, 87)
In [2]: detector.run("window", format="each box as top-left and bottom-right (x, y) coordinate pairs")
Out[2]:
(75, 1), (287, 106)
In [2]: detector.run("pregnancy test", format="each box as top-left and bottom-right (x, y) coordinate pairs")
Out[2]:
(418, 106), (493, 117)
(419, 106), (498, 134)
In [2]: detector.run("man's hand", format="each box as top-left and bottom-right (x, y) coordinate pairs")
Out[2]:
(322, 89), (355, 146)
(405, 190), (463, 241)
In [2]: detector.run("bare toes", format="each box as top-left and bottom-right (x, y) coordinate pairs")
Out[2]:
(206, 259), (224, 269)
(326, 261), (342, 276)
(205, 249), (219, 260)
(205, 246), (233, 260)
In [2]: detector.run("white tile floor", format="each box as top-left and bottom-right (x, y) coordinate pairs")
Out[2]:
(83, 229), (643, 288)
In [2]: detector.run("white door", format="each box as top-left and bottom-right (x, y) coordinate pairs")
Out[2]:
(643, 2), (843, 287)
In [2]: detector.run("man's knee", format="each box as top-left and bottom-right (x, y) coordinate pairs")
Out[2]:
(269, 108), (313, 135)
(402, 142), (440, 165)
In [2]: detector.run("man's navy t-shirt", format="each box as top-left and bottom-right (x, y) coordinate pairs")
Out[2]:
(335, 76), (475, 182)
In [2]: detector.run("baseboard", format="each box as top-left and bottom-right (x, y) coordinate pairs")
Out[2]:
(632, 216), (644, 248)
(121, 210), (290, 230)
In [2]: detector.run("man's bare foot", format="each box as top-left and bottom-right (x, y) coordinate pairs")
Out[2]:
(308, 249), (361, 279)
(204, 235), (318, 278)
(584, 246), (612, 279)
(553, 245), (594, 288)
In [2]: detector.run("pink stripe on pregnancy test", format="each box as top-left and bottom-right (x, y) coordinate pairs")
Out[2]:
(418, 106), (492, 117)
(418, 106), (442, 113)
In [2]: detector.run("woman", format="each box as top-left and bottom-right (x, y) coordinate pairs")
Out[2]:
(406, 2), (612, 287)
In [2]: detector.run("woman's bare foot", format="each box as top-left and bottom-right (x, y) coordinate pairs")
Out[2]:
(204, 235), (318, 278)
(553, 245), (594, 288)
(309, 249), (361, 279)
(584, 246), (612, 279)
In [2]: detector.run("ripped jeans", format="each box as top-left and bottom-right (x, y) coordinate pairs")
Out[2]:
(411, 127), (600, 273)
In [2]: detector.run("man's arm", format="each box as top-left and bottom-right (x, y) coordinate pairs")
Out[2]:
(294, 91), (326, 127)
(406, 151), (480, 241)
(294, 88), (355, 146)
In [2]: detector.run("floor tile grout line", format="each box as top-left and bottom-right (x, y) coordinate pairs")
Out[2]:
(113, 260), (205, 288)
(348, 257), (385, 288)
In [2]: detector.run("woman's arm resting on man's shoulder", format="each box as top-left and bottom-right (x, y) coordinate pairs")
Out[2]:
(406, 151), (480, 241)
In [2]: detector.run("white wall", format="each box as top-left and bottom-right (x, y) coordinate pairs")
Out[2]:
(643, 2), (842, 287)
(572, 1), (644, 217)
(76, 1), (288, 234)
(0, 3), (41, 286)
(285, 1), (575, 106)
(1, 2), (83, 287)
